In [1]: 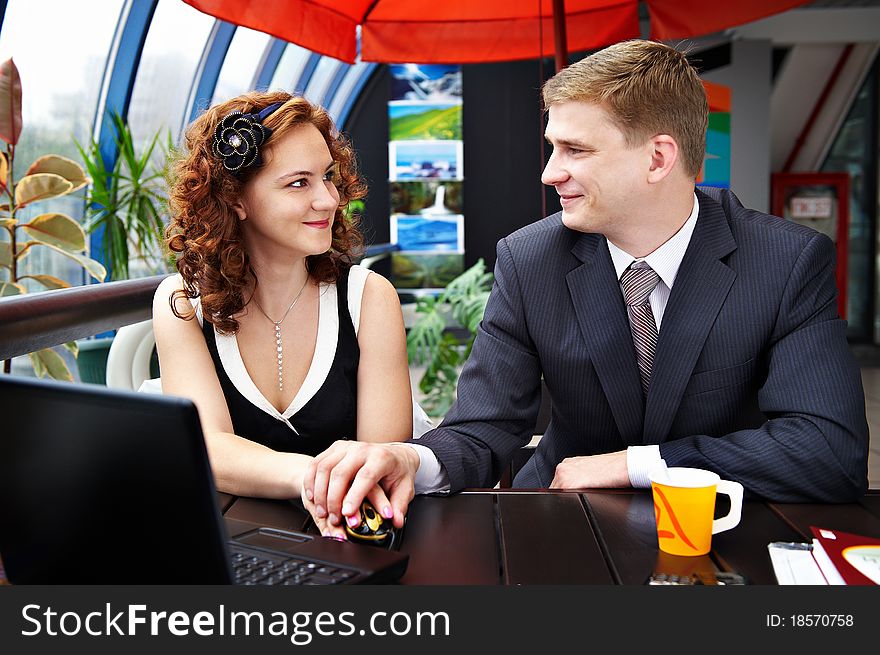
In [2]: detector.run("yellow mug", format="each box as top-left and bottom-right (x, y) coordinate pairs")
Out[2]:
(650, 467), (744, 556)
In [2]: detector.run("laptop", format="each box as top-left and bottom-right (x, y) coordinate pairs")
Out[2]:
(0, 375), (408, 585)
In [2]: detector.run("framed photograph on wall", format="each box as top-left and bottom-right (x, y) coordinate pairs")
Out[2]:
(771, 172), (849, 319)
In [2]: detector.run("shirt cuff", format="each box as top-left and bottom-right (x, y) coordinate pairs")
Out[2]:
(627, 445), (663, 488)
(408, 443), (451, 495)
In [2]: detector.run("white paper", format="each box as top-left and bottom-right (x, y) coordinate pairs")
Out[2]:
(810, 539), (846, 585)
(767, 542), (828, 585)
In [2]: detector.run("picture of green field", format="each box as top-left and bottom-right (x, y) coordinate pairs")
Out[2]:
(392, 253), (464, 289)
(389, 103), (462, 141)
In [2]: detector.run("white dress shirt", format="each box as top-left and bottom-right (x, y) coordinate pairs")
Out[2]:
(609, 194), (699, 488)
(411, 194), (700, 494)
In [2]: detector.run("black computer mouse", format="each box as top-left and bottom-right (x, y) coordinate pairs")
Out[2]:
(344, 500), (398, 549)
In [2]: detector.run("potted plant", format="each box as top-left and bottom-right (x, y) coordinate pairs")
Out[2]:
(406, 259), (493, 417)
(0, 57), (106, 380)
(72, 112), (172, 383)
(77, 111), (172, 280)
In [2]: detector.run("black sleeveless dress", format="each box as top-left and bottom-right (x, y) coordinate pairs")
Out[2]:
(202, 269), (359, 457)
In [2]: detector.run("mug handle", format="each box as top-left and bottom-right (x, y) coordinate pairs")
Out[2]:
(712, 480), (744, 535)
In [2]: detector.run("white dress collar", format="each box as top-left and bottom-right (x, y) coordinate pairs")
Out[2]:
(213, 282), (339, 424)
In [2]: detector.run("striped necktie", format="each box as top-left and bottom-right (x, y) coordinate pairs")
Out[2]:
(620, 262), (660, 395)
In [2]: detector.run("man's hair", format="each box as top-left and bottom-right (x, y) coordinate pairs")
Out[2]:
(542, 39), (708, 178)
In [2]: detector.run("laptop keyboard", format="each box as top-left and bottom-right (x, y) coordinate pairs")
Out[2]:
(229, 544), (359, 585)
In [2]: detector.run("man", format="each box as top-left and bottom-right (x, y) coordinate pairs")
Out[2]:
(303, 39), (869, 534)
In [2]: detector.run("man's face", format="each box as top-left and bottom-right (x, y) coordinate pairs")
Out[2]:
(541, 100), (651, 238)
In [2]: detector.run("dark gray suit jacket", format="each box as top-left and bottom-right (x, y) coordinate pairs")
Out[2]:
(413, 187), (869, 502)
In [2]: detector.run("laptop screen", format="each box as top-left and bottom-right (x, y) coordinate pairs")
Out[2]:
(0, 375), (232, 584)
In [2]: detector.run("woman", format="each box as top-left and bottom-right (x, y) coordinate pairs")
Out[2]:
(153, 91), (413, 518)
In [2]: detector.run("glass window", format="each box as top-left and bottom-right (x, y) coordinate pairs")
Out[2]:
(0, 0), (124, 289)
(821, 58), (878, 342)
(211, 27), (271, 106)
(269, 43), (311, 94)
(122, 0), (214, 281)
(127, 0), (214, 147)
(304, 57), (343, 109)
(327, 62), (371, 125)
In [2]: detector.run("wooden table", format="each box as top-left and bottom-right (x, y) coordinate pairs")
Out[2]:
(218, 489), (880, 585)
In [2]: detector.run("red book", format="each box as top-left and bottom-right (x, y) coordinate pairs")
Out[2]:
(810, 526), (880, 586)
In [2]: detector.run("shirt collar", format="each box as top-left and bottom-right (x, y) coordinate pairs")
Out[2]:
(607, 192), (699, 289)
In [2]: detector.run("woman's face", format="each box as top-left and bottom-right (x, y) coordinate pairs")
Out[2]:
(234, 123), (340, 260)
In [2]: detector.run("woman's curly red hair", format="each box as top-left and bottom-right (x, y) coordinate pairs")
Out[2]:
(166, 91), (366, 333)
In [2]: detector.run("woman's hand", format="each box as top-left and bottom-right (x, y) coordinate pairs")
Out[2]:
(303, 441), (418, 531)
(301, 481), (348, 539)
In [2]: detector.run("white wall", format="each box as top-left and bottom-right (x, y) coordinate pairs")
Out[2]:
(703, 39), (773, 213)
(771, 43), (878, 172)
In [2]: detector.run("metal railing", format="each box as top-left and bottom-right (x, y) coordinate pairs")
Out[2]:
(0, 244), (401, 363)
(0, 276), (165, 362)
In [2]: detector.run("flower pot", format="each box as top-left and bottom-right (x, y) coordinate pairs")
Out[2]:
(75, 335), (161, 386)
(75, 336), (115, 384)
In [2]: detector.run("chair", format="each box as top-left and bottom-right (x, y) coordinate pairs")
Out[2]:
(105, 319), (157, 391)
(358, 242), (400, 269)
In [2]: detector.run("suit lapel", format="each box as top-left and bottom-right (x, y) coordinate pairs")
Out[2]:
(567, 234), (644, 446)
(643, 190), (738, 443)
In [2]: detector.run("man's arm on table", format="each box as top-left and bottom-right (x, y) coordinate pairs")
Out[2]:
(303, 236), (544, 528)
(657, 233), (868, 502)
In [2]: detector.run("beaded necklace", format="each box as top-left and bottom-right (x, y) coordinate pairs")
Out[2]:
(251, 276), (310, 391)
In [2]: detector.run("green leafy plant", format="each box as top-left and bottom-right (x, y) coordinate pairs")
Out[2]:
(77, 111), (172, 280)
(0, 57), (106, 379)
(343, 198), (365, 221)
(406, 259), (493, 417)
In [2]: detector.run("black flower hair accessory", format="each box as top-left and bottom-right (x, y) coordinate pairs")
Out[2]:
(211, 101), (283, 175)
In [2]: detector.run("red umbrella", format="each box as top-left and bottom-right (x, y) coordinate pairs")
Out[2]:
(184, 0), (810, 70)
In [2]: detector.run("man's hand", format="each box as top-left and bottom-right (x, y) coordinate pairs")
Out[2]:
(549, 450), (630, 489)
(302, 441), (420, 532)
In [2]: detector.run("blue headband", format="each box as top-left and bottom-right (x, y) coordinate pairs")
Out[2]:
(211, 101), (284, 176)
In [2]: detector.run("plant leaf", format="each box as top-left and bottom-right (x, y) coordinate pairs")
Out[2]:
(0, 58), (23, 146)
(19, 274), (70, 290)
(28, 348), (73, 381)
(406, 307), (447, 365)
(62, 341), (79, 357)
(78, 109), (171, 280)
(0, 280), (26, 296)
(29, 350), (46, 377)
(21, 212), (86, 251)
(26, 155), (90, 193)
(406, 259), (494, 417)
(39, 241), (106, 282)
(2, 241), (31, 267)
(0, 151), (8, 188)
(13, 241), (32, 261)
(0, 217), (15, 229)
(14, 173), (74, 207)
